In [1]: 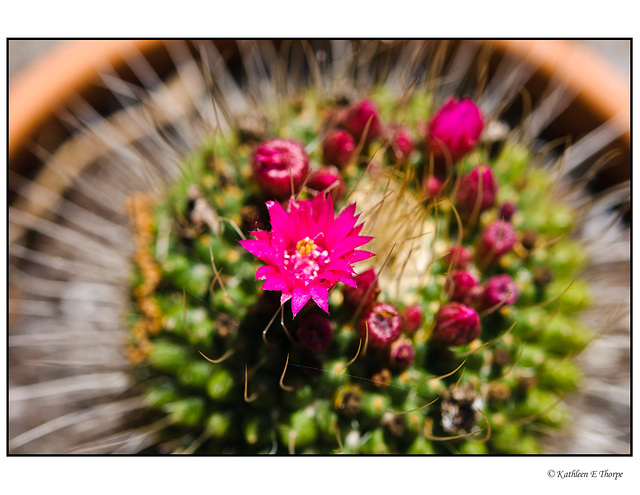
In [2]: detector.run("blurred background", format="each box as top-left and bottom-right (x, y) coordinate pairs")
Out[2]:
(9, 39), (631, 80)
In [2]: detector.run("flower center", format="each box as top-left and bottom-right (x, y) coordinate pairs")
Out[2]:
(284, 237), (330, 282)
(296, 238), (317, 256)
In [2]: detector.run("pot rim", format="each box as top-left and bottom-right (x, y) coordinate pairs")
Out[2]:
(8, 39), (630, 166)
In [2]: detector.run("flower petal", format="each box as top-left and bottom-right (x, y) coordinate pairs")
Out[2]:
(309, 285), (330, 314)
(291, 288), (311, 317)
(267, 200), (291, 239)
(344, 249), (375, 263)
(261, 276), (289, 291)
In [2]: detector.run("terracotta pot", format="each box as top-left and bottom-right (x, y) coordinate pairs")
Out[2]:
(9, 39), (630, 185)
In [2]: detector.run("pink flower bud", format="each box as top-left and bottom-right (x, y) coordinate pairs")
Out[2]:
(431, 303), (481, 347)
(462, 284), (485, 308)
(323, 129), (356, 169)
(252, 138), (309, 200)
(307, 166), (346, 202)
(476, 220), (518, 265)
(455, 164), (498, 218)
(426, 97), (484, 164)
(445, 270), (479, 303)
(296, 314), (334, 352)
(499, 201), (517, 221)
(403, 305), (423, 333)
(343, 268), (379, 311)
(483, 274), (519, 308)
(359, 302), (403, 349)
(389, 338), (416, 371)
(445, 245), (473, 270)
(424, 175), (444, 198)
(387, 124), (415, 162)
(346, 99), (383, 145)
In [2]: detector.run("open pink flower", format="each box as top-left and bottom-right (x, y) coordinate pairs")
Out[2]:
(239, 193), (374, 317)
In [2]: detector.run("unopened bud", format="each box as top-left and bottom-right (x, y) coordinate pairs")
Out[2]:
(483, 274), (519, 307)
(426, 97), (484, 164)
(358, 302), (403, 349)
(322, 129), (356, 169)
(476, 220), (518, 265)
(431, 302), (481, 347)
(424, 175), (444, 197)
(445, 245), (473, 269)
(346, 99), (383, 144)
(387, 124), (415, 162)
(343, 268), (379, 311)
(403, 304), (424, 333)
(296, 314), (334, 352)
(455, 164), (498, 218)
(499, 201), (517, 221)
(252, 138), (309, 200)
(307, 166), (346, 202)
(389, 338), (416, 371)
(445, 270), (479, 303)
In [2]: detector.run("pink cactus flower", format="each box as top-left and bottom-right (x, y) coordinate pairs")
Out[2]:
(251, 138), (309, 200)
(239, 193), (374, 318)
(426, 97), (484, 164)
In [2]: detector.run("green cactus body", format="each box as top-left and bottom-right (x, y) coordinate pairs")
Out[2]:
(127, 88), (592, 454)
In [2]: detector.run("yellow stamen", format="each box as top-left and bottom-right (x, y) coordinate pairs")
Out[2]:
(296, 237), (316, 256)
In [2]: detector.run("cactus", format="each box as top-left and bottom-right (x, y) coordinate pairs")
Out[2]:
(124, 88), (595, 455)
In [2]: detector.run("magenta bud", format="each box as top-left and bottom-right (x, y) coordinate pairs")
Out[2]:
(431, 303), (481, 347)
(323, 129), (356, 169)
(426, 97), (484, 164)
(462, 284), (485, 307)
(296, 314), (334, 352)
(358, 302), (403, 349)
(445, 245), (473, 270)
(483, 274), (519, 308)
(389, 338), (416, 371)
(307, 166), (346, 202)
(455, 164), (498, 218)
(252, 138), (309, 200)
(387, 124), (415, 162)
(424, 175), (444, 197)
(403, 305), (423, 333)
(445, 270), (479, 303)
(343, 268), (379, 311)
(346, 99), (383, 144)
(499, 202), (517, 221)
(476, 220), (518, 265)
